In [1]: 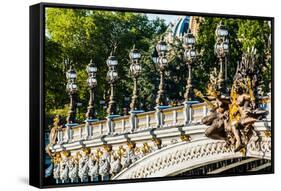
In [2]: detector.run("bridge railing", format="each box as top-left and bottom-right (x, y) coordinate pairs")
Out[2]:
(56, 96), (271, 144)
(56, 102), (207, 143)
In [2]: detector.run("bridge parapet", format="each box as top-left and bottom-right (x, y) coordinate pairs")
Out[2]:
(55, 98), (270, 144)
(55, 102), (209, 144)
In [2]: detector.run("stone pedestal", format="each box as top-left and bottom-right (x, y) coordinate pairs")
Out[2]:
(83, 119), (98, 139)
(107, 115), (120, 135)
(183, 100), (199, 125)
(65, 123), (79, 142)
(129, 110), (144, 132)
(155, 105), (170, 128)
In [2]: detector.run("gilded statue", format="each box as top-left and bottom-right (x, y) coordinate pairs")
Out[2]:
(195, 49), (268, 151)
(45, 115), (63, 157)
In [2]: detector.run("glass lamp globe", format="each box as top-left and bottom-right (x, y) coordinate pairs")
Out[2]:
(216, 22), (228, 38)
(107, 70), (118, 82)
(86, 60), (97, 74)
(190, 49), (196, 58)
(67, 82), (77, 93)
(87, 77), (97, 87)
(184, 31), (196, 47)
(156, 40), (168, 54)
(130, 48), (141, 61)
(66, 67), (77, 80)
(106, 55), (118, 67)
(223, 42), (229, 52)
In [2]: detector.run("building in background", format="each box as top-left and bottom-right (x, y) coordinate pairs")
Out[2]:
(189, 16), (204, 36)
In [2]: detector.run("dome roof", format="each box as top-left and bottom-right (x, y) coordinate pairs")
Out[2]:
(169, 16), (190, 37)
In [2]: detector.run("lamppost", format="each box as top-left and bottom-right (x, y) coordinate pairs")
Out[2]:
(65, 65), (78, 142)
(153, 37), (170, 128)
(129, 45), (143, 132)
(182, 29), (199, 125)
(84, 60), (98, 139)
(66, 66), (78, 125)
(183, 29), (197, 101)
(86, 59), (98, 120)
(129, 45), (142, 111)
(106, 52), (119, 134)
(215, 21), (229, 95)
(155, 37), (169, 107)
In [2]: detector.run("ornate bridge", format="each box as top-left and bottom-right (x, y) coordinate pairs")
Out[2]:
(48, 98), (271, 183)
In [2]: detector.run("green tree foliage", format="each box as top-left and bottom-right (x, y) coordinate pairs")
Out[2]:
(45, 8), (166, 122)
(195, 17), (271, 93)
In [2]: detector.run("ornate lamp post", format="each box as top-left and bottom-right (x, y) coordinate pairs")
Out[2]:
(66, 66), (78, 125)
(182, 29), (199, 125)
(65, 65), (78, 142)
(183, 29), (197, 101)
(106, 53), (119, 115)
(129, 46), (143, 132)
(86, 59), (98, 120)
(106, 53), (119, 134)
(153, 37), (170, 128)
(155, 37), (169, 107)
(83, 60), (98, 139)
(215, 21), (229, 94)
(129, 45), (142, 111)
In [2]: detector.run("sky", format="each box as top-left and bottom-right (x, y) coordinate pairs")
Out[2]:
(146, 13), (185, 25)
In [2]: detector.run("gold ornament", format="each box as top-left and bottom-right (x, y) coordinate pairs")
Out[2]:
(264, 130), (271, 137)
(61, 150), (70, 157)
(117, 145), (126, 158)
(103, 144), (112, 152)
(180, 134), (191, 142)
(141, 142), (151, 154)
(95, 148), (103, 160)
(127, 141), (136, 150)
(152, 136), (162, 147)
(82, 147), (91, 155)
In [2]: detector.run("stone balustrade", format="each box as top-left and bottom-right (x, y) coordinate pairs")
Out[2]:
(55, 102), (208, 144)
(54, 97), (271, 146)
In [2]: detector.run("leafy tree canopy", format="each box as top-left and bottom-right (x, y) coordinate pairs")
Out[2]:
(45, 8), (271, 126)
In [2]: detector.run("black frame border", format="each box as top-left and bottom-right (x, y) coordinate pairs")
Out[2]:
(29, 2), (274, 189)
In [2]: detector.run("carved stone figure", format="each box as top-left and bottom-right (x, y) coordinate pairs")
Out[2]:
(88, 154), (99, 181)
(99, 151), (111, 176)
(52, 153), (61, 183)
(53, 163), (60, 183)
(110, 154), (122, 175)
(195, 48), (268, 152)
(59, 161), (69, 183)
(78, 153), (89, 182)
(123, 147), (138, 168)
(68, 156), (78, 183)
